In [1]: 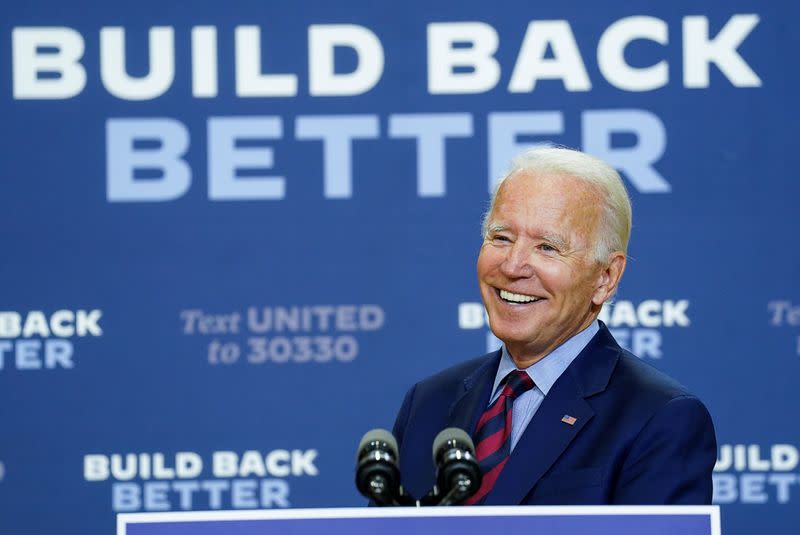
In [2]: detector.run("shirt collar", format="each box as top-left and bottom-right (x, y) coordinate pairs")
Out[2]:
(491, 320), (600, 398)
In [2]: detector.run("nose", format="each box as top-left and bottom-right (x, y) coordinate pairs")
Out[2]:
(499, 241), (535, 279)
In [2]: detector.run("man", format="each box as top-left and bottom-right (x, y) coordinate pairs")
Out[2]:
(392, 146), (716, 505)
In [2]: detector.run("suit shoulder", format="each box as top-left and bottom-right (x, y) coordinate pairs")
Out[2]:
(415, 352), (496, 391)
(610, 349), (700, 405)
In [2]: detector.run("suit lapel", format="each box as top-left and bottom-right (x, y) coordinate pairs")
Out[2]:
(482, 370), (594, 505)
(446, 350), (502, 434)
(483, 323), (621, 505)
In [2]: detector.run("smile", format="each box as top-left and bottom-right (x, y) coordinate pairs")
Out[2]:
(498, 289), (543, 304)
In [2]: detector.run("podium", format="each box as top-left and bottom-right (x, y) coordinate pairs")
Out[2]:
(118, 505), (721, 535)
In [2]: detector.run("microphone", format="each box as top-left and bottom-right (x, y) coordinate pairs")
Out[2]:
(355, 429), (402, 506)
(431, 427), (482, 505)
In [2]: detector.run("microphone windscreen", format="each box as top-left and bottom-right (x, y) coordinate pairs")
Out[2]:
(432, 427), (475, 460)
(357, 428), (399, 459)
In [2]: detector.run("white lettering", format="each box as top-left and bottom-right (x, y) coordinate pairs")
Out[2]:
(598, 16), (668, 91)
(309, 25), (384, 96)
(12, 27), (86, 99)
(192, 26), (218, 98)
(100, 27), (175, 100)
(683, 15), (761, 88)
(427, 22), (500, 94)
(295, 115), (380, 198)
(235, 26), (297, 97)
(388, 114), (473, 197)
(207, 116), (285, 200)
(509, 21), (591, 92)
(212, 451), (238, 478)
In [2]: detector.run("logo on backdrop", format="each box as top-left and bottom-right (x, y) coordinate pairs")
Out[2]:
(9, 15), (762, 201)
(458, 299), (690, 358)
(180, 305), (385, 366)
(767, 300), (800, 356)
(0, 310), (103, 371)
(84, 449), (318, 512)
(713, 444), (800, 504)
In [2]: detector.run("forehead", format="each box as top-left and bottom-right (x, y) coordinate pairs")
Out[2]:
(490, 172), (602, 238)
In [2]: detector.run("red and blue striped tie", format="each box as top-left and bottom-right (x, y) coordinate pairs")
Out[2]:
(465, 370), (535, 505)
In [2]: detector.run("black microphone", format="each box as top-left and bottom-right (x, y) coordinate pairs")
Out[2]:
(431, 427), (482, 505)
(355, 429), (402, 506)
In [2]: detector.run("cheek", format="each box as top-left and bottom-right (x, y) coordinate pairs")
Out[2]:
(567, 270), (602, 304)
(477, 247), (499, 277)
(534, 260), (571, 290)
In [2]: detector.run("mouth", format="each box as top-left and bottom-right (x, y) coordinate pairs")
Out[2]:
(496, 288), (544, 304)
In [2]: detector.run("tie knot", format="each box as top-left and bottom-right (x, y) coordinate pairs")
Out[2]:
(502, 370), (534, 400)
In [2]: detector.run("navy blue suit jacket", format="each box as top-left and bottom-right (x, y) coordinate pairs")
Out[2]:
(392, 323), (717, 505)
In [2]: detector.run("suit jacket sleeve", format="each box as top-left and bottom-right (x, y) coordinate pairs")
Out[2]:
(392, 383), (417, 451)
(613, 395), (717, 504)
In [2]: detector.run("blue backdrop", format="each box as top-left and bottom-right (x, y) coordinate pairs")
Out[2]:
(1, 1), (798, 534)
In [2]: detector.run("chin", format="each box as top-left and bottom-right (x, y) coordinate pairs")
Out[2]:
(489, 325), (537, 348)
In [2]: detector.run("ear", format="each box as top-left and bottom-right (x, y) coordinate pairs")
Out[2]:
(591, 252), (627, 306)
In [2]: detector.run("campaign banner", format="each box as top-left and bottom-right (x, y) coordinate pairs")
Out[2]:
(1, 1), (798, 534)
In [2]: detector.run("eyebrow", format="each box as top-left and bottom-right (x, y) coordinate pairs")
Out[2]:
(486, 224), (570, 250)
(542, 233), (569, 250)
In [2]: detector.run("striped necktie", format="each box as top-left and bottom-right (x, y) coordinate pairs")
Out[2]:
(465, 369), (535, 505)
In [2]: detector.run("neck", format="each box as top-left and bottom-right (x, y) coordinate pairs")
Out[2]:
(507, 314), (598, 369)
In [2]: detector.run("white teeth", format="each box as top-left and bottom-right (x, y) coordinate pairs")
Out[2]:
(499, 289), (540, 303)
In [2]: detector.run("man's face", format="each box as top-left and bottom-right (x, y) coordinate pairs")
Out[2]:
(477, 171), (610, 365)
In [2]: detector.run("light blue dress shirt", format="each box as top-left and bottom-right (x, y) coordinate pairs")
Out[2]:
(487, 320), (599, 452)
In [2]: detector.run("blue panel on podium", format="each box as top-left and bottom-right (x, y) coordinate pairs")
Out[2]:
(118, 506), (721, 535)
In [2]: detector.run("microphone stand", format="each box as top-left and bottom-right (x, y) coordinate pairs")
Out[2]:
(434, 473), (476, 506)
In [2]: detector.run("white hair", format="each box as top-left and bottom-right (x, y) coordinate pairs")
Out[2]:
(482, 146), (632, 262)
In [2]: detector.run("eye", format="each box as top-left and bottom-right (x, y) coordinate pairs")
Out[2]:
(491, 234), (512, 244)
(539, 243), (558, 253)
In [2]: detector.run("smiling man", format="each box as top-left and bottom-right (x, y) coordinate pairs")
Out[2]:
(392, 146), (716, 505)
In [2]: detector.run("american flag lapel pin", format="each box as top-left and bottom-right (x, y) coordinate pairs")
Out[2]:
(561, 414), (577, 426)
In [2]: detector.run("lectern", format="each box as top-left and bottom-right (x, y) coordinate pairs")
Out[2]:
(118, 505), (721, 535)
